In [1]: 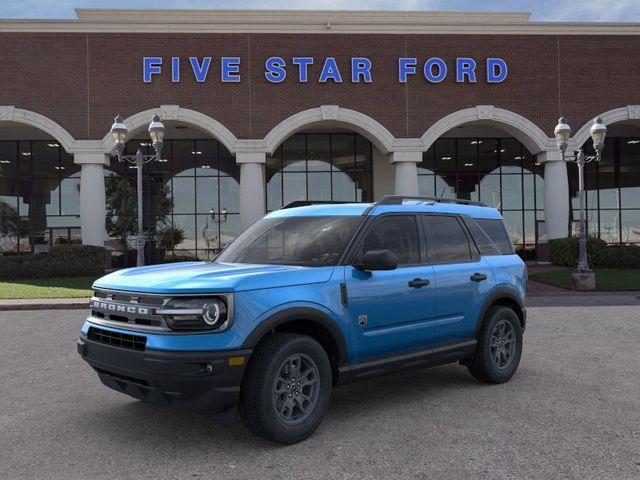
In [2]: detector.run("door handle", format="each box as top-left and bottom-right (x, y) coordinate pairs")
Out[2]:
(408, 278), (430, 288)
(470, 273), (488, 282)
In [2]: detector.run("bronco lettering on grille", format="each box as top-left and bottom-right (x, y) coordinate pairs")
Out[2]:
(90, 300), (149, 315)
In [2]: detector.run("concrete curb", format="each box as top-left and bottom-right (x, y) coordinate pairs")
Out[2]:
(0, 300), (89, 311)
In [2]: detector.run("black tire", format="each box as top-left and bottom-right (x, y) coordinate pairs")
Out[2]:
(467, 306), (523, 384)
(239, 333), (332, 444)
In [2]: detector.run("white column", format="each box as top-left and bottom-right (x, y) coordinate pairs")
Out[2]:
(75, 153), (109, 246)
(237, 151), (266, 230)
(390, 151), (422, 196)
(539, 151), (569, 239)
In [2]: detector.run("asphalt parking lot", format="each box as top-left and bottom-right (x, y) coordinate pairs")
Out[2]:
(1, 307), (639, 480)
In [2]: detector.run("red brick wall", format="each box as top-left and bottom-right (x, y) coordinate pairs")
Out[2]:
(1, 32), (639, 142)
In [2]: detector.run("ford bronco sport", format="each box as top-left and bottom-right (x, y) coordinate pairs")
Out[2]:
(78, 195), (526, 444)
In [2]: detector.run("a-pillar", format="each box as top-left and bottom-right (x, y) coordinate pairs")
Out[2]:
(538, 151), (569, 239)
(237, 151), (266, 230)
(390, 151), (422, 196)
(75, 152), (109, 246)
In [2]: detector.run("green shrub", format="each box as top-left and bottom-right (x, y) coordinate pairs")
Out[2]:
(550, 237), (640, 269)
(0, 245), (107, 279)
(549, 237), (607, 267)
(593, 245), (640, 269)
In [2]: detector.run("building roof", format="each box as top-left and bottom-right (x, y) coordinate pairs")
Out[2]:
(0, 9), (639, 35)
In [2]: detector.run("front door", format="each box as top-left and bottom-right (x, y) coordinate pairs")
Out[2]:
(345, 215), (436, 362)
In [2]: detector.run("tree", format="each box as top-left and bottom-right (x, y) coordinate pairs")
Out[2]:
(0, 201), (21, 250)
(105, 175), (173, 254)
(157, 226), (185, 252)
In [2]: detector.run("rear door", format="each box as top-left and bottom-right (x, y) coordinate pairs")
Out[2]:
(345, 214), (436, 361)
(421, 215), (495, 344)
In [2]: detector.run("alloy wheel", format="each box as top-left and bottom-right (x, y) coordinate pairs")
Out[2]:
(272, 353), (320, 425)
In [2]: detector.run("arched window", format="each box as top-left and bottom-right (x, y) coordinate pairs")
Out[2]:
(419, 137), (544, 255)
(107, 138), (240, 262)
(0, 140), (79, 253)
(266, 133), (373, 212)
(569, 135), (640, 244)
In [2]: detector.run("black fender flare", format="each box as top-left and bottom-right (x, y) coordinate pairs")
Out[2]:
(474, 286), (526, 336)
(241, 307), (349, 366)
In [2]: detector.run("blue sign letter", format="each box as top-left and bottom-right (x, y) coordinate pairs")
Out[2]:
(221, 57), (241, 83)
(398, 58), (417, 83)
(424, 57), (447, 83)
(143, 57), (162, 83)
(189, 57), (211, 83)
(456, 58), (477, 83)
(351, 57), (372, 83)
(319, 57), (343, 83)
(265, 57), (287, 83)
(487, 58), (508, 83)
(292, 57), (313, 82)
(171, 57), (180, 83)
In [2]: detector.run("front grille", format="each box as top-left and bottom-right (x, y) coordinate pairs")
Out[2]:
(94, 289), (165, 306)
(89, 289), (169, 332)
(89, 289), (233, 334)
(88, 326), (147, 351)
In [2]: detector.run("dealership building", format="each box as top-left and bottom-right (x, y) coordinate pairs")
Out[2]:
(1, 9), (640, 260)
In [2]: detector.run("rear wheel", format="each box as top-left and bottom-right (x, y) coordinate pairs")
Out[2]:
(467, 306), (523, 384)
(239, 333), (331, 444)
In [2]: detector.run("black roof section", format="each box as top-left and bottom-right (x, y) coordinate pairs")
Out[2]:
(376, 195), (487, 207)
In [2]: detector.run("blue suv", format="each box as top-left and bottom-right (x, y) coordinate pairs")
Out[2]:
(78, 195), (526, 444)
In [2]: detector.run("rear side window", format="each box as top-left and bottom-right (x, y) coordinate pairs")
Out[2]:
(464, 218), (502, 256)
(360, 215), (420, 265)
(475, 218), (514, 255)
(421, 215), (472, 263)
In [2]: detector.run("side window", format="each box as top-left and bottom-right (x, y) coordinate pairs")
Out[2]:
(464, 217), (501, 256)
(475, 218), (514, 254)
(360, 215), (420, 265)
(421, 215), (472, 263)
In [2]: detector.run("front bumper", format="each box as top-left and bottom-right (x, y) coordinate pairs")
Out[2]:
(77, 335), (252, 414)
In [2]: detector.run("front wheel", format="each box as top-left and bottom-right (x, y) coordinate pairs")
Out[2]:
(239, 333), (332, 444)
(467, 306), (523, 384)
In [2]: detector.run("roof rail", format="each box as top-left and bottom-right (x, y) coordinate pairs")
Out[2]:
(281, 200), (359, 209)
(376, 195), (487, 207)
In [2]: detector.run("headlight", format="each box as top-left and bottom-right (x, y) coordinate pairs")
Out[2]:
(157, 297), (230, 332)
(203, 301), (226, 326)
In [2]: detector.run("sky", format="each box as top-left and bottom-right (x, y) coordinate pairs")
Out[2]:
(1, 0), (640, 22)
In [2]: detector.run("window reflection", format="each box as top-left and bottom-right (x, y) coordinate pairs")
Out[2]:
(569, 136), (640, 244)
(266, 133), (373, 210)
(107, 139), (240, 261)
(0, 140), (80, 253)
(419, 137), (544, 252)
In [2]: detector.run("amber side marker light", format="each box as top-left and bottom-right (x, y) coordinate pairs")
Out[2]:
(228, 356), (246, 367)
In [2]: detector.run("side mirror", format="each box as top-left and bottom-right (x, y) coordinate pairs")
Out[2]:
(354, 249), (398, 271)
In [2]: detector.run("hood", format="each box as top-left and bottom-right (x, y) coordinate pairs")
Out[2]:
(93, 261), (335, 294)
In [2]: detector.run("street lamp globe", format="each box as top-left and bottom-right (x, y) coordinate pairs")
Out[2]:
(554, 117), (571, 153)
(110, 115), (128, 154)
(590, 116), (607, 154)
(148, 113), (166, 156)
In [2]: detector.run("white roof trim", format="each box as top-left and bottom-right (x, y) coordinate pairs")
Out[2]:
(0, 9), (639, 34)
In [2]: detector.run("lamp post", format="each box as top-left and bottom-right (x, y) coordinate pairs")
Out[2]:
(202, 208), (229, 259)
(553, 116), (607, 285)
(110, 114), (166, 267)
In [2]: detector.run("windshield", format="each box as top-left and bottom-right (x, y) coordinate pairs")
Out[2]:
(216, 215), (363, 266)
